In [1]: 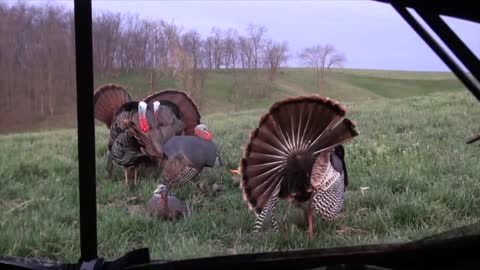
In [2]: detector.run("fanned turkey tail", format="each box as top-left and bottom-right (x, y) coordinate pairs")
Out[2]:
(94, 83), (132, 128)
(239, 96), (359, 215)
(142, 89), (201, 135)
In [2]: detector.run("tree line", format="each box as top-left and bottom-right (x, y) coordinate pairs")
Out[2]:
(0, 2), (346, 126)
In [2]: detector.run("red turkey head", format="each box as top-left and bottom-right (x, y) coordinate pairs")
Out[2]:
(153, 101), (160, 118)
(194, 124), (213, 140)
(138, 101), (149, 132)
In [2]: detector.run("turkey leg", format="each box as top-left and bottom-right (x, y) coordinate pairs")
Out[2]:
(124, 168), (129, 185)
(307, 207), (314, 239)
(134, 167), (138, 185)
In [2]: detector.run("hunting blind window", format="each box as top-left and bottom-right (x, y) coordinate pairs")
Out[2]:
(0, 1), (479, 269)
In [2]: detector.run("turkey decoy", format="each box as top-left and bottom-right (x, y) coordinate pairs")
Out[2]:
(126, 120), (223, 190)
(146, 184), (191, 220)
(94, 84), (201, 184)
(235, 95), (359, 238)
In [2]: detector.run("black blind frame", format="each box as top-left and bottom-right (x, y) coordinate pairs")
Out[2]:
(74, 0), (97, 262)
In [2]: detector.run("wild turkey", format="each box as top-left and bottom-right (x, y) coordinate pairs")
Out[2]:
(93, 84), (201, 184)
(146, 184), (191, 220)
(107, 100), (159, 185)
(466, 132), (480, 144)
(235, 95), (359, 238)
(127, 121), (223, 190)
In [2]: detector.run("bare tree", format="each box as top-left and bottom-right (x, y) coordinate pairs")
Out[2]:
(181, 30), (204, 96)
(209, 27), (224, 69)
(202, 37), (214, 69)
(328, 53), (347, 69)
(92, 11), (121, 77)
(0, 2), (75, 131)
(238, 35), (252, 69)
(263, 40), (289, 96)
(247, 24), (267, 70)
(172, 47), (193, 90)
(158, 20), (182, 78)
(181, 30), (202, 70)
(222, 29), (241, 109)
(298, 44), (346, 93)
(223, 28), (238, 69)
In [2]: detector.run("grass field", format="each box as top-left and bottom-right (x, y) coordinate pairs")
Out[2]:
(3, 68), (466, 134)
(1, 76), (480, 262)
(95, 68), (466, 113)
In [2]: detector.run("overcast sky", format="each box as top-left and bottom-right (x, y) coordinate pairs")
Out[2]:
(10, 0), (480, 71)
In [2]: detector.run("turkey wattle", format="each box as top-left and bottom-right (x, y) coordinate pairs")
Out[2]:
(235, 95), (359, 238)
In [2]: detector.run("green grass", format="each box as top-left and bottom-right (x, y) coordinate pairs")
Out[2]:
(1, 90), (480, 262)
(331, 72), (464, 98)
(277, 68), (464, 101)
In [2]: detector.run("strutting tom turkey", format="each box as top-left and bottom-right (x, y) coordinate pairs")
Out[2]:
(126, 121), (223, 190)
(236, 95), (359, 238)
(93, 83), (201, 185)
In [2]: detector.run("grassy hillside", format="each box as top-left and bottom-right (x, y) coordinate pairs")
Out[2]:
(95, 68), (466, 114)
(1, 91), (479, 262)
(1, 68), (465, 134)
